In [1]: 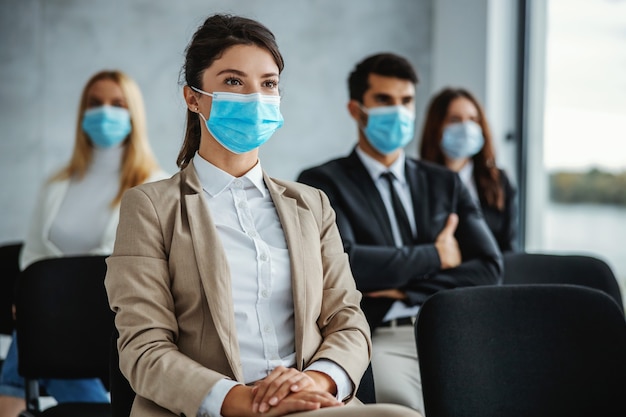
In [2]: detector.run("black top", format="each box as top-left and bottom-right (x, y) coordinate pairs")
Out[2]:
(475, 168), (519, 253)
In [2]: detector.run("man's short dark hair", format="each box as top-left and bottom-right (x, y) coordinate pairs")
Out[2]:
(348, 53), (419, 103)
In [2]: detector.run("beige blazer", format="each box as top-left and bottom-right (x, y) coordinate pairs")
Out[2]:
(105, 161), (372, 417)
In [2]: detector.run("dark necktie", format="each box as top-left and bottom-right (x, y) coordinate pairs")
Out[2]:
(381, 172), (413, 245)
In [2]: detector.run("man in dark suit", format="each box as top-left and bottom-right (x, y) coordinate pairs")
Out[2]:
(297, 53), (503, 414)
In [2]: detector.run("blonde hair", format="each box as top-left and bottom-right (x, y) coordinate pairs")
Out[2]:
(52, 70), (159, 206)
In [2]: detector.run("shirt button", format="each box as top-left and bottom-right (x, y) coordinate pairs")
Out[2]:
(233, 179), (243, 188)
(260, 253), (268, 261)
(238, 201), (247, 209)
(248, 231), (257, 238)
(264, 325), (271, 333)
(261, 290), (269, 298)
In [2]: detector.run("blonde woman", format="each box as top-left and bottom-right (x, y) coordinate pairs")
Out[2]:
(0, 70), (168, 416)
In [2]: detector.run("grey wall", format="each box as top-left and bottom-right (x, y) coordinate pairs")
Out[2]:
(431, 0), (519, 183)
(0, 0), (432, 243)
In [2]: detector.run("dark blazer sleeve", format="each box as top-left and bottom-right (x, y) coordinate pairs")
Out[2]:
(500, 169), (519, 252)
(297, 167), (441, 294)
(479, 169), (519, 253)
(298, 158), (502, 306)
(402, 169), (503, 306)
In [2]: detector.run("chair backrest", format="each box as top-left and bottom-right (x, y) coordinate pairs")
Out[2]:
(16, 255), (114, 389)
(503, 252), (624, 312)
(110, 328), (135, 417)
(0, 242), (22, 335)
(415, 284), (626, 417)
(356, 362), (376, 404)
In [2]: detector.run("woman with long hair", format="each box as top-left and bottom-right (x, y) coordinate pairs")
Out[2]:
(420, 87), (518, 252)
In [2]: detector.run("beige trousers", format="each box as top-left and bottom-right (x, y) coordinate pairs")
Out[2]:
(370, 325), (424, 416)
(287, 401), (422, 416)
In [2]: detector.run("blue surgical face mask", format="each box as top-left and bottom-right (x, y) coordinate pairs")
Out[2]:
(82, 106), (131, 148)
(191, 86), (284, 154)
(361, 105), (415, 155)
(441, 120), (485, 160)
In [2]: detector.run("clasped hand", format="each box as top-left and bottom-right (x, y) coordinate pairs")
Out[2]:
(253, 366), (341, 414)
(222, 366), (342, 416)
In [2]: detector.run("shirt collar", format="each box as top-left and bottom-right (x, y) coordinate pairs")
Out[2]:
(458, 159), (474, 185)
(355, 146), (407, 185)
(192, 152), (266, 198)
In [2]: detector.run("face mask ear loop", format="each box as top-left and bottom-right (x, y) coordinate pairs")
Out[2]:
(190, 86), (213, 123)
(357, 102), (370, 131)
(190, 85), (214, 97)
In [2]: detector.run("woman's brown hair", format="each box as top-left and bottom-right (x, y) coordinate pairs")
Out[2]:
(177, 14), (285, 169)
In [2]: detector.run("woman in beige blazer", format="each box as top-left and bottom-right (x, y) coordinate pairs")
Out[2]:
(105, 13), (421, 417)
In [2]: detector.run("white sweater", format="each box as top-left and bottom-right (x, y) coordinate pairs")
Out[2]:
(20, 146), (169, 270)
(48, 146), (123, 255)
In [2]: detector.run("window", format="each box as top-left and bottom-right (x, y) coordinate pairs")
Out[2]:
(529, 0), (626, 294)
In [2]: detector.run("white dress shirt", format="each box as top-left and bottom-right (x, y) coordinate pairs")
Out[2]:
(355, 147), (420, 322)
(458, 160), (480, 203)
(192, 153), (350, 417)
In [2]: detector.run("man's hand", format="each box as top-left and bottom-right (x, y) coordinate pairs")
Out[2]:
(364, 289), (407, 300)
(435, 213), (461, 269)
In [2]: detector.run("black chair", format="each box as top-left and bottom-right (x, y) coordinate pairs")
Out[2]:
(15, 255), (114, 417)
(0, 242), (22, 336)
(415, 284), (626, 417)
(503, 252), (624, 312)
(356, 363), (376, 404)
(109, 328), (134, 417)
(1, 242), (23, 376)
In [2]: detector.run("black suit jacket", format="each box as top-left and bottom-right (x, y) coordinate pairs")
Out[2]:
(477, 168), (519, 253)
(297, 149), (503, 329)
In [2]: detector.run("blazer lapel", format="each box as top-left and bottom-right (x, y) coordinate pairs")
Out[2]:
(182, 163), (244, 381)
(406, 159), (430, 243)
(345, 150), (396, 245)
(264, 174), (306, 370)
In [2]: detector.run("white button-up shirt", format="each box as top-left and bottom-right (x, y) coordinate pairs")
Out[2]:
(458, 160), (480, 203)
(355, 147), (420, 322)
(193, 153), (350, 417)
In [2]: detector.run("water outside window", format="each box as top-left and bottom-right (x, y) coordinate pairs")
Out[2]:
(543, 0), (626, 294)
